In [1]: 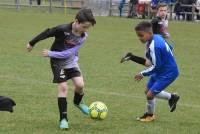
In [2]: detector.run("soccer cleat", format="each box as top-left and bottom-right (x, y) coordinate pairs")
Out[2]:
(59, 118), (69, 130)
(75, 102), (89, 115)
(120, 52), (133, 63)
(168, 93), (180, 112)
(136, 112), (155, 122)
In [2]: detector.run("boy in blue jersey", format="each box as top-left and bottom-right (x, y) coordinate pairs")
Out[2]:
(26, 9), (96, 129)
(121, 21), (180, 122)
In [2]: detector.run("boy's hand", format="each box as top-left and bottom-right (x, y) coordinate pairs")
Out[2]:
(134, 73), (143, 81)
(120, 52), (132, 63)
(26, 43), (33, 52)
(42, 49), (50, 57)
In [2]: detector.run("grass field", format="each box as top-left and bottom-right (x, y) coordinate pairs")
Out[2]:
(0, 8), (200, 134)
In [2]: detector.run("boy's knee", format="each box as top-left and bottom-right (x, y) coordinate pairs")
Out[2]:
(146, 91), (155, 100)
(146, 95), (154, 100)
(75, 83), (84, 92)
(58, 82), (68, 94)
(59, 87), (67, 94)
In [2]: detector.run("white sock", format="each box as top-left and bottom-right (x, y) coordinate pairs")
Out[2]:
(146, 99), (155, 114)
(156, 91), (171, 100)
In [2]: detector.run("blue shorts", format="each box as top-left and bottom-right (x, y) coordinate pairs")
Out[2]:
(147, 75), (177, 95)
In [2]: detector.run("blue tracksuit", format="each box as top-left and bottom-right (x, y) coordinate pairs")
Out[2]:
(141, 35), (179, 95)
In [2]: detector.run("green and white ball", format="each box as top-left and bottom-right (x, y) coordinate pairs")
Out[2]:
(89, 101), (108, 120)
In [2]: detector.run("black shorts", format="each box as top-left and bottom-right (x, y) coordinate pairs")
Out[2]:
(51, 60), (81, 83)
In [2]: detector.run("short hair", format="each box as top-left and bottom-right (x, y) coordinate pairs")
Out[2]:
(157, 3), (168, 10)
(135, 21), (152, 33)
(75, 8), (96, 26)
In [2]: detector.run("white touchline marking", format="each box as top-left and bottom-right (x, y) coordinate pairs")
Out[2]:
(1, 75), (200, 109)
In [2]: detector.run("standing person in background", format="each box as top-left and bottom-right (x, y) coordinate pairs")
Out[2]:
(180, 0), (196, 21)
(196, 0), (200, 20)
(127, 0), (138, 18)
(26, 8), (96, 130)
(174, 0), (183, 20)
(37, 0), (41, 5)
(151, 3), (170, 39)
(119, 0), (126, 17)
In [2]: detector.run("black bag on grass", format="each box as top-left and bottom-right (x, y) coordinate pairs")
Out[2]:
(0, 96), (16, 113)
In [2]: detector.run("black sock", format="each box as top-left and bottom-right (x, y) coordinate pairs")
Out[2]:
(58, 97), (67, 121)
(73, 92), (84, 105)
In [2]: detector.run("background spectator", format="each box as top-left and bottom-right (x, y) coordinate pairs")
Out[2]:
(180, 0), (196, 21)
(37, 0), (41, 5)
(127, 0), (138, 18)
(119, 0), (126, 17)
(196, 0), (200, 20)
(174, 0), (184, 20)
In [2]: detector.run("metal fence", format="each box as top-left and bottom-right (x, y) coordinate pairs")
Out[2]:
(179, 4), (200, 21)
(84, 0), (112, 16)
(0, 0), (199, 21)
(0, 0), (115, 16)
(110, 2), (200, 21)
(0, 0), (84, 14)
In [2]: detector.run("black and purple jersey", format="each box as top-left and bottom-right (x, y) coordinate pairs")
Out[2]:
(29, 23), (87, 69)
(151, 16), (170, 38)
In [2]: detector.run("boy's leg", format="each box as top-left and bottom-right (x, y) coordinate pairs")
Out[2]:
(72, 76), (84, 105)
(57, 82), (69, 129)
(51, 60), (69, 129)
(72, 76), (89, 115)
(156, 91), (180, 112)
(137, 88), (155, 122)
(155, 91), (171, 100)
(144, 88), (156, 115)
(151, 78), (180, 112)
(146, 91), (156, 115)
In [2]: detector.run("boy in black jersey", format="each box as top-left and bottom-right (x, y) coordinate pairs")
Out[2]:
(26, 8), (96, 130)
(151, 3), (170, 39)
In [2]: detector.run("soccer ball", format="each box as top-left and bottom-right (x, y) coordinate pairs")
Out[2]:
(89, 101), (108, 120)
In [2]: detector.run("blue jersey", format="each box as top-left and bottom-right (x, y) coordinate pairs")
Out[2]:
(151, 0), (176, 8)
(141, 35), (179, 79)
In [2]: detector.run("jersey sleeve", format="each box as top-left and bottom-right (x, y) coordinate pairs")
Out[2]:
(29, 25), (62, 46)
(141, 41), (163, 76)
(160, 20), (170, 38)
(48, 37), (86, 59)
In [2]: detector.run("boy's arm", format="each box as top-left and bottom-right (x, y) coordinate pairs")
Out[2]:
(29, 26), (61, 47)
(145, 59), (152, 67)
(121, 53), (152, 67)
(140, 46), (162, 77)
(27, 43), (33, 52)
(43, 37), (86, 58)
(160, 23), (170, 38)
(47, 45), (80, 58)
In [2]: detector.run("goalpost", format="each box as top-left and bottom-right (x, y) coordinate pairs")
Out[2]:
(64, 0), (67, 15)
(84, 0), (111, 16)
